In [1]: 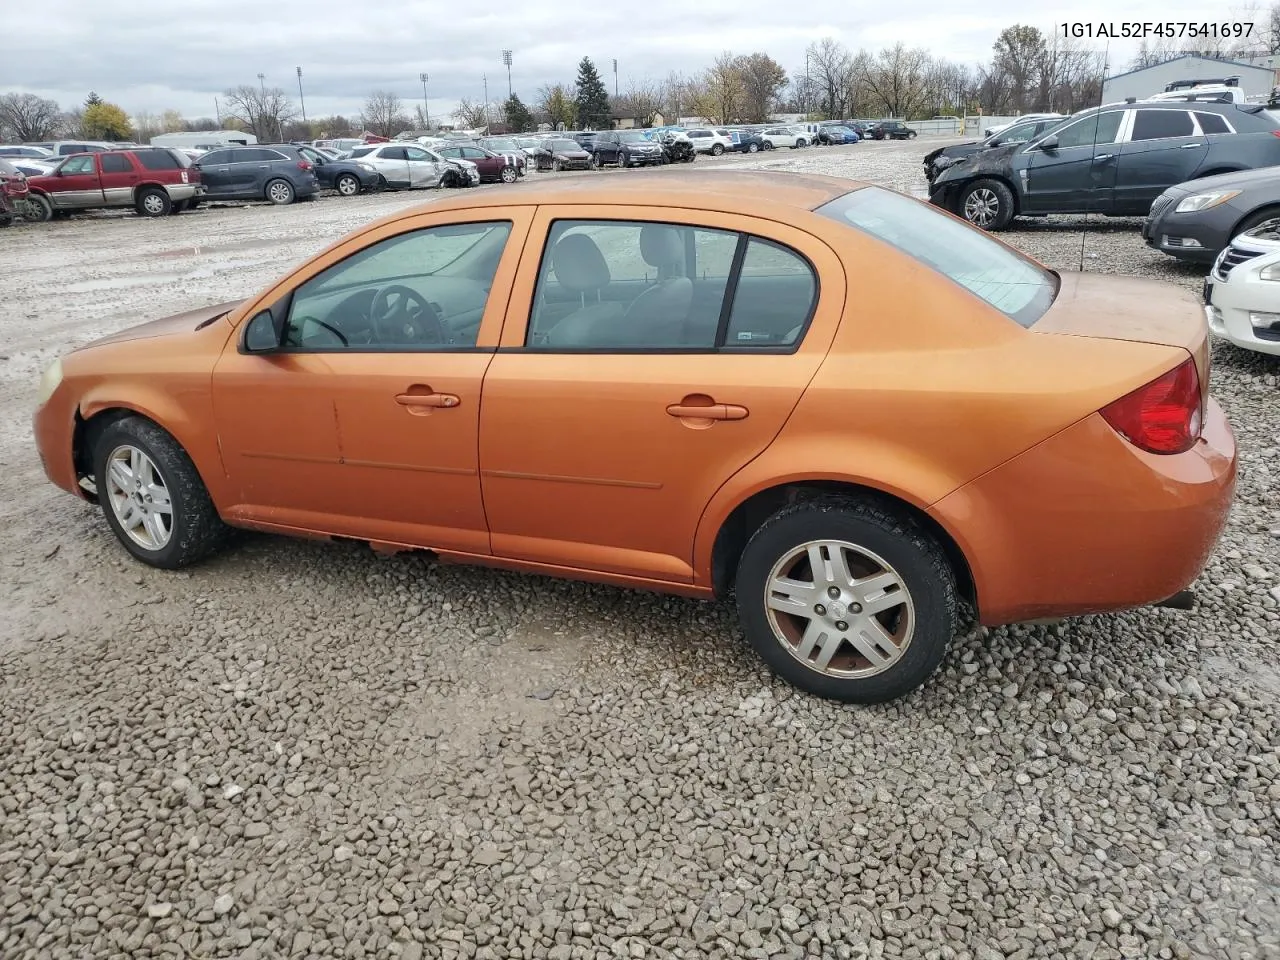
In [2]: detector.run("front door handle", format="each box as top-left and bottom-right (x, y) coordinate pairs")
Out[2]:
(1180, 142), (1203, 149)
(666, 402), (749, 421)
(1093, 153), (1114, 162)
(395, 392), (460, 408)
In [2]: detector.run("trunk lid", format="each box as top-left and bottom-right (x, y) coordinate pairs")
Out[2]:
(1031, 271), (1210, 409)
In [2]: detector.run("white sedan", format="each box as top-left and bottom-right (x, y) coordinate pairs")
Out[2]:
(759, 127), (810, 149)
(346, 144), (479, 190)
(1206, 220), (1280, 356)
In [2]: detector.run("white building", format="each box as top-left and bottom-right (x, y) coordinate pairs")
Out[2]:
(148, 130), (258, 150)
(1102, 54), (1274, 104)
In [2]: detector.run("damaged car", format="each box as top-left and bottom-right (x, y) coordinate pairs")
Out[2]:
(929, 101), (1280, 231)
(923, 115), (1063, 184)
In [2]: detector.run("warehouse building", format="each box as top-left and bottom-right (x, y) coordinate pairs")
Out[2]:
(1102, 54), (1275, 104)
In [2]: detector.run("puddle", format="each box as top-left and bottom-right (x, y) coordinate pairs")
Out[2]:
(150, 237), (283, 258)
(62, 274), (188, 293)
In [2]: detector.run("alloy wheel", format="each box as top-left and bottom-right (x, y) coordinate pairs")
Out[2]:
(104, 445), (173, 551)
(763, 540), (914, 679)
(142, 193), (166, 215)
(963, 188), (1000, 228)
(268, 182), (293, 203)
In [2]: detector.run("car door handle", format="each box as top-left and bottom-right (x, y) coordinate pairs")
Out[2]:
(1093, 154), (1114, 161)
(666, 402), (749, 421)
(395, 392), (460, 409)
(1180, 142), (1203, 148)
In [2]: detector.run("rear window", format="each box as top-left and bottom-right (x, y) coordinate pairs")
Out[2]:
(816, 186), (1058, 327)
(135, 149), (181, 170)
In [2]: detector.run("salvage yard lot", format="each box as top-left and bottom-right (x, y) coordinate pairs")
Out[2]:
(1, 139), (1278, 960)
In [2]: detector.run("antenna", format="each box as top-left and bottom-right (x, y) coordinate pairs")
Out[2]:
(1079, 36), (1110, 274)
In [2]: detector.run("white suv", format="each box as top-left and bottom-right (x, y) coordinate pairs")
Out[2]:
(759, 127), (810, 149)
(682, 129), (733, 155)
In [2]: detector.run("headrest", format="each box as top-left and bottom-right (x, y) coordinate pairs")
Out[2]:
(551, 233), (610, 292)
(639, 224), (685, 270)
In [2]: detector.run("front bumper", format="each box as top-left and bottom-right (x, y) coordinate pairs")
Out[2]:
(1141, 206), (1235, 264)
(1207, 255), (1280, 356)
(33, 381), (82, 499)
(930, 401), (1236, 626)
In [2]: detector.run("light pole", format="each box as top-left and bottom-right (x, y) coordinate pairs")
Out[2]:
(296, 67), (307, 126)
(420, 72), (429, 129)
(482, 73), (489, 130)
(612, 58), (618, 98)
(257, 73), (268, 140)
(502, 50), (512, 100)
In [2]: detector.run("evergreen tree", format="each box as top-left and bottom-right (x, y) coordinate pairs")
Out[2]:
(504, 93), (534, 133)
(85, 91), (104, 108)
(574, 58), (612, 130)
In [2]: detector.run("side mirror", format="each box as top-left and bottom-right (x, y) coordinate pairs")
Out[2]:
(243, 308), (283, 353)
(1037, 135), (1059, 151)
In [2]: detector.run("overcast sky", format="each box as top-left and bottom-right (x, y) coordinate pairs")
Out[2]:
(2, 1), (1265, 124)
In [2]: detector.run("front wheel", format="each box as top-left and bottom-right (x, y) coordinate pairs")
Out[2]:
(552, 159), (563, 172)
(959, 178), (1015, 231)
(735, 498), (957, 704)
(747, 142), (760, 153)
(92, 417), (229, 569)
(710, 143), (724, 156)
(25, 195), (53, 222)
(335, 173), (361, 196)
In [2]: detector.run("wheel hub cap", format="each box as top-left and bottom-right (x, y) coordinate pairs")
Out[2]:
(965, 189), (998, 227)
(765, 540), (914, 679)
(104, 445), (173, 550)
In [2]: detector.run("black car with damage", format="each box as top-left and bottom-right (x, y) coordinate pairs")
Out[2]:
(929, 100), (1280, 231)
(922, 115), (1064, 183)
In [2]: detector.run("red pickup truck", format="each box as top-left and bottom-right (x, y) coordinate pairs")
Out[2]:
(24, 147), (203, 221)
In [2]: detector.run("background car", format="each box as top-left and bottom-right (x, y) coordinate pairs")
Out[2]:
(591, 130), (665, 167)
(476, 137), (531, 173)
(984, 113), (1068, 138)
(923, 115), (1064, 183)
(0, 145), (55, 159)
(817, 125), (859, 145)
(930, 101), (1280, 231)
(682, 129), (733, 155)
(345, 143), (477, 189)
(532, 138), (592, 171)
(32, 172), (1233, 707)
(1205, 219), (1280, 355)
(727, 130), (767, 153)
(759, 126), (807, 149)
(24, 147), (201, 220)
(0, 157), (29, 227)
(868, 121), (917, 140)
(290, 144), (381, 196)
(193, 144), (318, 205)
(24, 140), (117, 157)
(1144, 167), (1280, 264)
(434, 144), (522, 183)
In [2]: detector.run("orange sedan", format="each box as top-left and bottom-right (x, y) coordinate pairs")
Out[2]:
(33, 172), (1236, 703)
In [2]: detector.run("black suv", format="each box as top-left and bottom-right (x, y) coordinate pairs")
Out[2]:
(193, 145), (320, 205)
(929, 100), (1280, 230)
(590, 130), (664, 167)
(869, 120), (916, 140)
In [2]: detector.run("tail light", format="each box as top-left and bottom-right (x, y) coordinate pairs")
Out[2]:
(1099, 356), (1202, 454)
(297, 160), (313, 171)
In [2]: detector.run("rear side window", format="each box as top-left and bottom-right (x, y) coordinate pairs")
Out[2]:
(1195, 111), (1231, 134)
(380, 147), (408, 160)
(135, 150), (180, 170)
(99, 153), (132, 173)
(1131, 110), (1195, 141)
(817, 186), (1058, 328)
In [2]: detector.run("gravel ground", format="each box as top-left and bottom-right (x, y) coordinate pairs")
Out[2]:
(1, 139), (1278, 960)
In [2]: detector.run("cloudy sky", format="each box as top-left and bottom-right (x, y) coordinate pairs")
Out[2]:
(2, 0), (1266, 123)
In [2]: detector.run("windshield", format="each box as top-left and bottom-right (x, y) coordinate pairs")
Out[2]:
(816, 187), (1058, 327)
(549, 139), (579, 151)
(617, 131), (650, 142)
(828, 127), (853, 135)
(0, 158), (18, 175)
(348, 147), (373, 158)
(484, 138), (517, 150)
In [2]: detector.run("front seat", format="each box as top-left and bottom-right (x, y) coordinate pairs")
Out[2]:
(624, 225), (694, 344)
(540, 233), (625, 346)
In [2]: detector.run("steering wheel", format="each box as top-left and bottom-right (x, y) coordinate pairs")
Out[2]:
(290, 315), (348, 347)
(369, 284), (445, 345)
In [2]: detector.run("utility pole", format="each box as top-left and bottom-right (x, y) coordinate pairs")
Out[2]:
(296, 67), (307, 126)
(482, 74), (489, 131)
(612, 59), (618, 98)
(502, 50), (513, 100)
(256, 74), (268, 140)
(420, 72), (429, 129)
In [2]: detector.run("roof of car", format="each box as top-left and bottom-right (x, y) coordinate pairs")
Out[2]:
(421, 170), (859, 215)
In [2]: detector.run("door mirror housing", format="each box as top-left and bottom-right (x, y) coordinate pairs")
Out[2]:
(243, 309), (283, 352)
(1037, 134), (1059, 151)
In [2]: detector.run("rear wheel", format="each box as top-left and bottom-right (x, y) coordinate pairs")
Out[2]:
(747, 142), (760, 153)
(92, 417), (229, 569)
(763, 141), (774, 150)
(500, 165), (518, 183)
(265, 179), (295, 205)
(959, 178), (1015, 231)
(335, 173), (361, 196)
(711, 143), (725, 156)
(135, 187), (170, 217)
(735, 497), (957, 704)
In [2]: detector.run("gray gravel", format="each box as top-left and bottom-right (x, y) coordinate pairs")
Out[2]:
(1, 139), (1278, 960)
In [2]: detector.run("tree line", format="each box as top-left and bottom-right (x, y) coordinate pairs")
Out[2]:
(1, 9), (1273, 144)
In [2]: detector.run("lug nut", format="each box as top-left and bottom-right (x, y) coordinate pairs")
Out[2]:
(850, 603), (863, 614)
(835, 621), (849, 631)
(814, 604), (826, 616)
(828, 586), (841, 599)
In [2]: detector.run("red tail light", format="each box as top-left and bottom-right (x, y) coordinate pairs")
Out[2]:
(1100, 357), (1202, 454)
(1271, 130), (1280, 138)
(297, 160), (313, 171)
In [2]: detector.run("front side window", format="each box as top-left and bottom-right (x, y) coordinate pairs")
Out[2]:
(817, 186), (1057, 328)
(1131, 109), (1194, 141)
(282, 221), (512, 351)
(1050, 110), (1123, 149)
(60, 155), (96, 174)
(405, 147), (432, 161)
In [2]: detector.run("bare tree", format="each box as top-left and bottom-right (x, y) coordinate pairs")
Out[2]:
(735, 52), (787, 122)
(693, 52), (746, 123)
(805, 38), (853, 119)
(452, 97), (491, 129)
(613, 79), (663, 125)
(992, 25), (1047, 113)
(221, 84), (298, 141)
(974, 62), (1014, 115)
(658, 71), (695, 123)
(0, 92), (63, 141)
(361, 90), (408, 138)
(132, 110), (159, 144)
(861, 43), (933, 118)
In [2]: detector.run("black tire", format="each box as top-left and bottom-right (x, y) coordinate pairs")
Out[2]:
(735, 497), (958, 704)
(747, 142), (760, 153)
(169, 199), (188, 214)
(92, 417), (229, 570)
(618, 151), (629, 168)
(958, 178), (1015, 231)
(0, 215), (10, 228)
(711, 143), (724, 156)
(1231, 206), (1280, 238)
(335, 173), (361, 196)
(24, 195), (52, 222)
(135, 187), (171, 217)
(500, 165), (518, 183)
(763, 141), (774, 150)
(265, 179), (295, 205)
(187, 197), (201, 210)
(374, 174), (388, 191)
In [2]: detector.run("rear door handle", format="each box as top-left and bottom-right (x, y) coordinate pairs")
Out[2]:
(1093, 153), (1113, 161)
(1180, 142), (1203, 148)
(395, 392), (460, 408)
(666, 402), (749, 421)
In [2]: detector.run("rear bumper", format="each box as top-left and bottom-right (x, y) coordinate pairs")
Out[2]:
(930, 401), (1236, 626)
